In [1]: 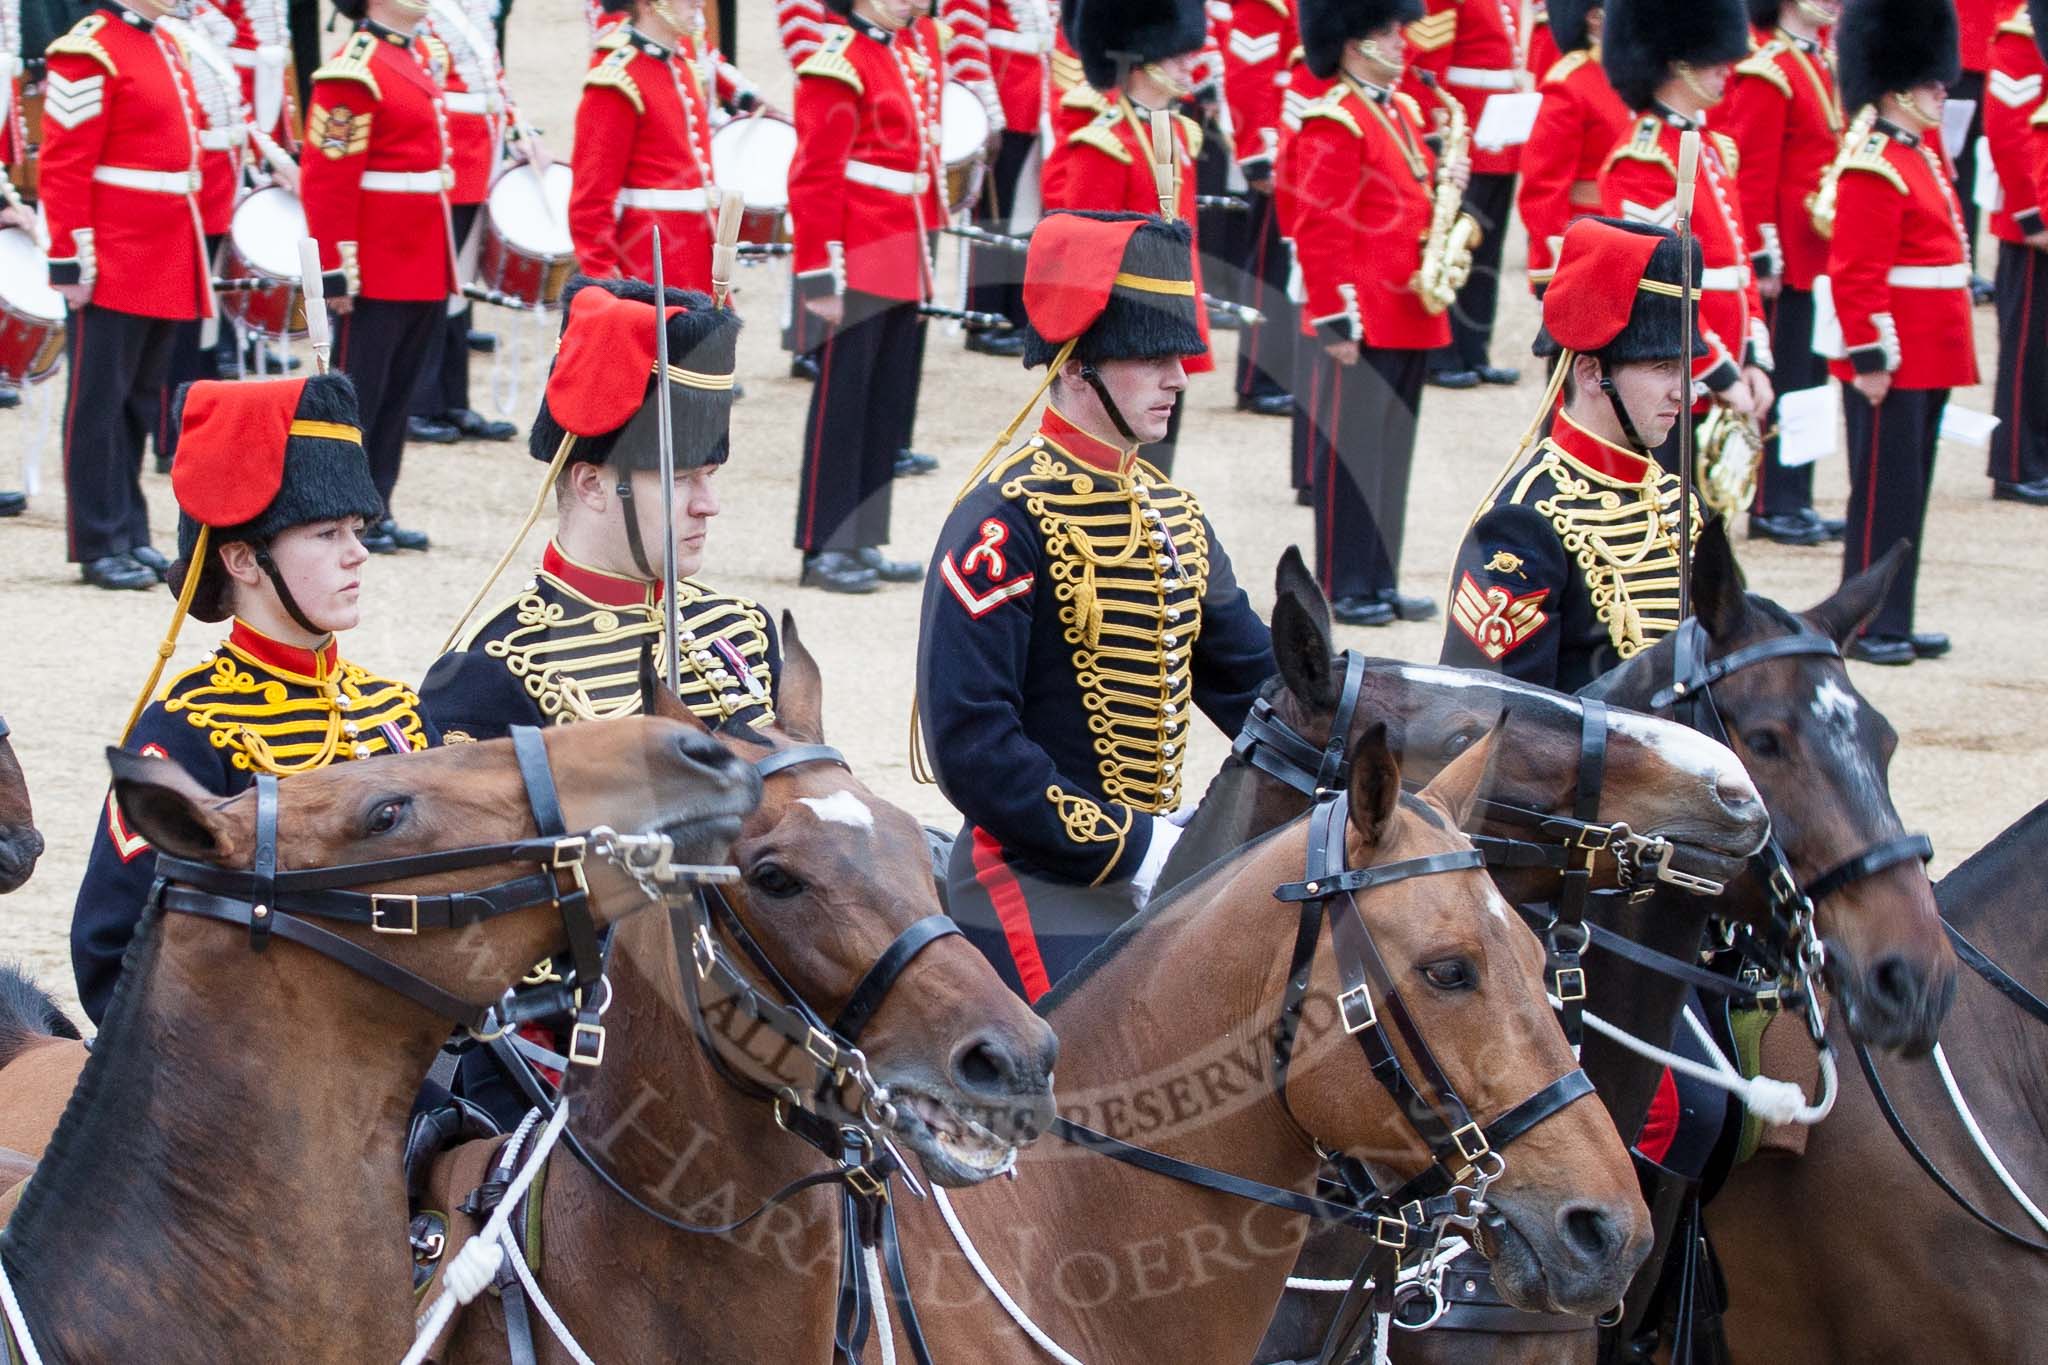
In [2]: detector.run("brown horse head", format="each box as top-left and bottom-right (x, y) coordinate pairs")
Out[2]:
(106, 716), (760, 1012)
(0, 719), (42, 894)
(1591, 524), (1956, 1055)
(1276, 720), (1652, 1317)
(652, 614), (1059, 1187)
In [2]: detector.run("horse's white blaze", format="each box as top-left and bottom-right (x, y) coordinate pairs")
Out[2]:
(1605, 710), (1755, 805)
(1811, 676), (1861, 732)
(798, 791), (875, 832)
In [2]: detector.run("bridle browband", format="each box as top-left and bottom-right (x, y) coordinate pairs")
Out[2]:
(1053, 785), (1596, 1365)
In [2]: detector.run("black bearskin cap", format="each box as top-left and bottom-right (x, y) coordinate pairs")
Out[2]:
(1550, 0), (1605, 53)
(1602, 0), (1752, 109)
(2035, 0), (2048, 64)
(1301, 0), (1427, 79)
(1745, 0), (1783, 29)
(1022, 211), (1207, 367)
(529, 276), (742, 475)
(821, 0), (853, 14)
(1533, 218), (1712, 363)
(1069, 0), (1209, 89)
(1837, 0), (1959, 113)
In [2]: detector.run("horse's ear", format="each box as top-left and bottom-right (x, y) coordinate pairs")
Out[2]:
(777, 611), (825, 743)
(637, 639), (711, 731)
(106, 747), (240, 864)
(1691, 518), (1749, 641)
(1346, 721), (1402, 849)
(1421, 711), (1509, 831)
(1804, 540), (1908, 645)
(1273, 547), (1338, 710)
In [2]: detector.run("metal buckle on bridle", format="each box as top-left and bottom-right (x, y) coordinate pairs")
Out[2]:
(1338, 984), (1379, 1034)
(1553, 966), (1588, 1002)
(370, 892), (420, 935)
(805, 1026), (843, 1073)
(568, 1020), (607, 1067)
(1450, 1123), (1491, 1167)
(844, 1162), (890, 1201)
(1374, 1214), (1410, 1249)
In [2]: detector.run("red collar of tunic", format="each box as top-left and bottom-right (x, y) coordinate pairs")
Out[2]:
(542, 539), (663, 607)
(227, 618), (342, 680)
(1039, 405), (1139, 475)
(1551, 407), (1654, 484)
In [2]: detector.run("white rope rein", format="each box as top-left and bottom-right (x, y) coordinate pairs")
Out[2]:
(0, 1239), (46, 1365)
(932, 1185), (1087, 1365)
(1286, 1236), (1472, 1295)
(1931, 1041), (2048, 1237)
(862, 1245), (899, 1365)
(1554, 997), (1838, 1127)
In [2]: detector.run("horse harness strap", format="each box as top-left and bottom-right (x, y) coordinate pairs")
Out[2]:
(1946, 922), (2048, 1026)
(1232, 650), (1369, 797)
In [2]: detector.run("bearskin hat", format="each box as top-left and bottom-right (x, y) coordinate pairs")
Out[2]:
(1300, 0), (1426, 79)
(1068, 0), (1209, 90)
(1533, 218), (1711, 363)
(821, 0), (853, 15)
(1021, 211), (1207, 367)
(2035, 0), (2048, 64)
(167, 374), (383, 622)
(1744, 0), (1783, 30)
(1837, 0), (1959, 113)
(1602, 0), (1752, 109)
(530, 276), (742, 475)
(1549, 0), (1606, 55)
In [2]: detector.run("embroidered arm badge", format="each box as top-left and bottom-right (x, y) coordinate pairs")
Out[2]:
(941, 518), (1034, 618)
(1451, 571), (1550, 661)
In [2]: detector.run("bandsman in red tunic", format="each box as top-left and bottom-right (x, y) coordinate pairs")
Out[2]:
(41, 0), (215, 591)
(1982, 0), (2048, 501)
(1222, 0), (1302, 416)
(1718, 0), (1845, 545)
(788, 0), (936, 593)
(300, 0), (460, 554)
(1515, 0), (1630, 293)
(1042, 0), (1211, 474)
(1821, 0), (1979, 664)
(1955, 0), (2003, 288)
(1287, 0), (1456, 625)
(1276, 35), (1334, 500)
(1599, 0), (1774, 466)
(1528, 2), (1561, 82)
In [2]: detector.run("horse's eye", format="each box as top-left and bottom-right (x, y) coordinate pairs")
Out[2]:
(1443, 729), (1479, 759)
(1421, 958), (1474, 991)
(365, 798), (409, 835)
(749, 862), (805, 899)
(1742, 729), (1785, 761)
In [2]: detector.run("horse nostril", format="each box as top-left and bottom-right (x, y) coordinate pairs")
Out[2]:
(1715, 775), (1764, 823)
(950, 1027), (1052, 1100)
(1869, 954), (1925, 1014)
(1558, 1203), (1622, 1262)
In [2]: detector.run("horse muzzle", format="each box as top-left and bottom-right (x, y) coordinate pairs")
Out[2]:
(0, 825), (44, 895)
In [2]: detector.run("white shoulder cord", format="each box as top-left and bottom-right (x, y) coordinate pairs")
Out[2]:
(1930, 1042), (2048, 1236)
(932, 1185), (1087, 1365)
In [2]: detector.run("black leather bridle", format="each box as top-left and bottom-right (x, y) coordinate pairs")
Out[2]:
(1054, 784), (1597, 1365)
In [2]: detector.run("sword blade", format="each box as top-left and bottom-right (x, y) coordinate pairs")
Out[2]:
(650, 225), (682, 691)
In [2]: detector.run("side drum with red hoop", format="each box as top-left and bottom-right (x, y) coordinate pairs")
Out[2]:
(710, 114), (796, 244)
(0, 227), (68, 387)
(478, 161), (575, 310)
(940, 80), (990, 217)
(218, 185), (309, 340)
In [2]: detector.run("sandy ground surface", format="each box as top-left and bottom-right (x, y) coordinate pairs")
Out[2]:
(0, 3), (2040, 1019)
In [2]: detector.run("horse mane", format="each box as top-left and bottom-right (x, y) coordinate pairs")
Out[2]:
(1936, 798), (2048, 933)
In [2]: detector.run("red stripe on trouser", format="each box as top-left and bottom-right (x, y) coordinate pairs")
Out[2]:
(1860, 401), (1884, 572)
(2010, 253), (2035, 481)
(970, 828), (1052, 1003)
(1319, 353), (1344, 595)
(800, 325), (839, 549)
(1634, 1067), (1680, 1164)
(61, 308), (86, 560)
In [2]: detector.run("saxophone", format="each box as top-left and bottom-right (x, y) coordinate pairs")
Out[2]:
(1807, 104), (1880, 240)
(1411, 72), (1483, 315)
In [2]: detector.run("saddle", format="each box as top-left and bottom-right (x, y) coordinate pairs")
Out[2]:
(404, 1097), (529, 1365)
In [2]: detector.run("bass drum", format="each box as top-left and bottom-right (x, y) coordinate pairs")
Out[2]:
(710, 114), (796, 244)
(0, 227), (67, 387)
(940, 80), (989, 217)
(219, 186), (309, 340)
(478, 160), (575, 310)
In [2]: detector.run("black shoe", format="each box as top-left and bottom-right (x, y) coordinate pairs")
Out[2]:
(407, 415), (462, 445)
(375, 517), (430, 551)
(1971, 275), (1995, 306)
(1748, 512), (1829, 546)
(965, 330), (1027, 358)
(1376, 588), (1438, 622)
(1909, 632), (1951, 659)
(894, 449), (940, 477)
(467, 330), (498, 354)
(1427, 368), (1482, 390)
(1330, 595), (1397, 627)
(360, 524), (397, 554)
(1797, 508), (1847, 539)
(82, 553), (157, 590)
(0, 386), (18, 410)
(790, 352), (821, 382)
(1476, 365), (1521, 386)
(0, 490), (23, 516)
(443, 408), (518, 442)
(801, 551), (880, 594)
(1847, 634), (1915, 666)
(1992, 478), (2048, 505)
(1237, 392), (1295, 417)
(129, 544), (171, 581)
(154, 452), (172, 476)
(1295, 487), (1315, 507)
(855, 546), (922, 582)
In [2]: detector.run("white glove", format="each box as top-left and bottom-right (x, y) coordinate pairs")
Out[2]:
(1129, 816), (1184, 912)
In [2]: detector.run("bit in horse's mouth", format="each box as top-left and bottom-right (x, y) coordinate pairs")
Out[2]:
(890, 1088), (1019, 1182)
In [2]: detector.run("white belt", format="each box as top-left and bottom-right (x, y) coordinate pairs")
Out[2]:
(229, 47), (256, 68)
(986, 28), (1052, 54)
(443, 91), (492, 115)
(616, 186), (710, 211)
(1699, 265), (1745, 291)
(1888, 263), (1969, 289)
(92, 165), (200, 194)
(846, 160), (927, 195)
(361, 169), (449, 193)
(198, 128), (239, 151)
(1445, 65), (1520, 90)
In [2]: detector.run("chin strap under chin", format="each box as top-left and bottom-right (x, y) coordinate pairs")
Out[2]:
(1597, 358), (1654, 457)
(616, 473), (657, 581)
(1078, 364), (1141, 447)
(253, 542), (326, 637)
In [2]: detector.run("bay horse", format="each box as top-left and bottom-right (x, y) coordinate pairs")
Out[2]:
(876, 723), (1652, 1363)
(1710, 798), (2048, 1363)
(0, 717), (758, 1364)
(434, 618), (1058, 1363)
(0, 712), (41, 894)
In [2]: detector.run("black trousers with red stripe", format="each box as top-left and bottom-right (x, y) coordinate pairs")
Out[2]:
(964, 130), (1038, 329)
(409, 202), (482, 419)
(62, 303), (178, 564)
(1842, 381), (1948, 639)
(1305, 343), (1427, 601)
(945, 824), (1139, 1004)
(1754, 285), (1823, 518)
(795, 291), (918, 552)
(334, 296), (443, 514)
(1232, 185), (1296, 404)
(1990, 241), (2048, 486)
